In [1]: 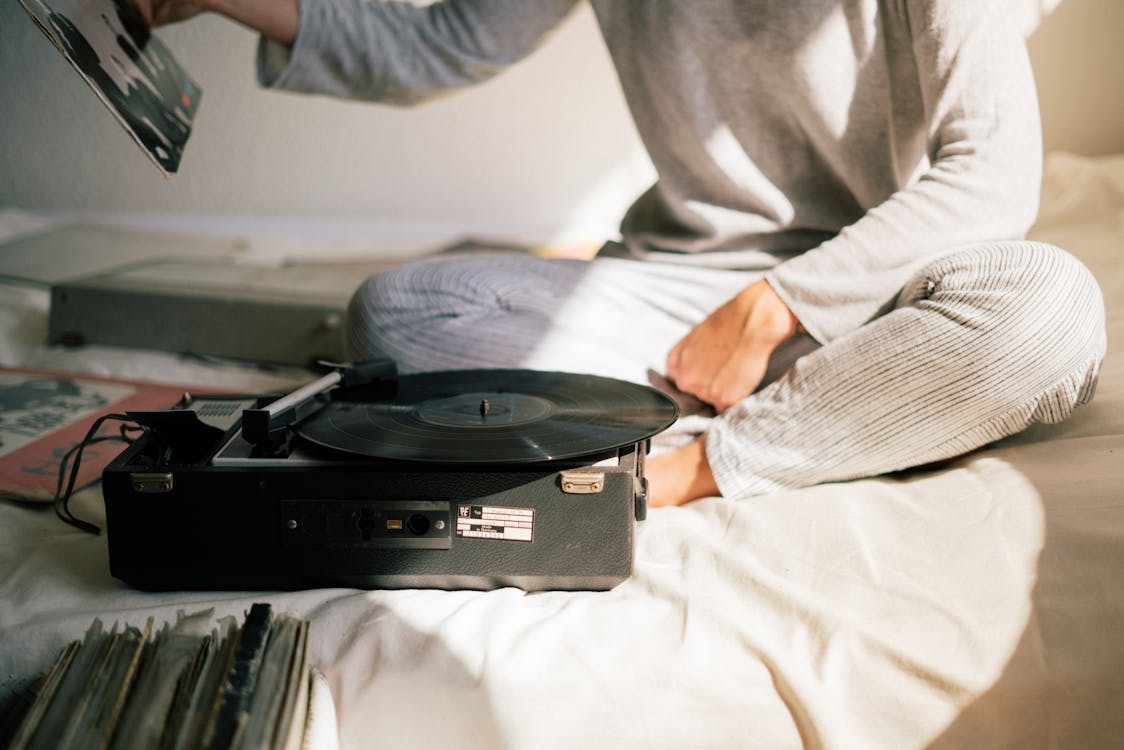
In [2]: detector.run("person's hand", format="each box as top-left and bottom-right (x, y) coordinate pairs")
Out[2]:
(131, 0), (210, 27)
(665, 279), (799, 413)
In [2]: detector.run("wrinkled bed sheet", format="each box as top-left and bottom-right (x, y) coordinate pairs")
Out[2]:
(1, 152), (1122, 749)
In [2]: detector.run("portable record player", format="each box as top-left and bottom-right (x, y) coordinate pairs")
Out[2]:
(102, 361), (678, 592)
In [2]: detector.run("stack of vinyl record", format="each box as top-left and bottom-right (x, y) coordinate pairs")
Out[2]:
(5, 604), (334, 750)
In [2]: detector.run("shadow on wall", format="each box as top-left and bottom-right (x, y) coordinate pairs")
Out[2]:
(1025, 0), (1124, 156)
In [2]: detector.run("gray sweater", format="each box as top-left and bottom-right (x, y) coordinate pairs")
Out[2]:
(258, 0), (1042, 343)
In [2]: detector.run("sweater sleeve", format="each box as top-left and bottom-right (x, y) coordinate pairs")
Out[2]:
(764, 0), (1042, 344)
(255, 0), (580, 105)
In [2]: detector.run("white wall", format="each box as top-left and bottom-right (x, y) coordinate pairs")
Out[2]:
(1, 0), (1121, 248)
(0, 4), (654, 245)
(1025, 0), (1124, 159)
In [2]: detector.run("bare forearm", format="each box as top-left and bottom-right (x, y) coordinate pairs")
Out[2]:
(205, 0), (298, 45)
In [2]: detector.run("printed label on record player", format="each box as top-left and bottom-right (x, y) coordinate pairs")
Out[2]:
(456, 505), (534, 542)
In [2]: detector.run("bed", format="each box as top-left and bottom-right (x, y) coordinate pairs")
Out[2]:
(1, 150), (1122, 749)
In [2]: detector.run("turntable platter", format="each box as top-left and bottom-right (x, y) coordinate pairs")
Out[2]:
(294, 369), (678, 464)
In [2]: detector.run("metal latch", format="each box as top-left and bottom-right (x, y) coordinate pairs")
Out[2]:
(131, 472), (174, 494)
(560, 470), (605, 494)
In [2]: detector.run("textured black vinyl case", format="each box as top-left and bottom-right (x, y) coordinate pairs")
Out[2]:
(103, 436), (647, 592)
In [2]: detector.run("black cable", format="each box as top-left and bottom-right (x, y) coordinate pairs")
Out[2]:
(52, 435), (132, 504)
(53, 413), (137, 536)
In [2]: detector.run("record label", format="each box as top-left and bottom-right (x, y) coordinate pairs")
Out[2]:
(416, 392), (554, 428)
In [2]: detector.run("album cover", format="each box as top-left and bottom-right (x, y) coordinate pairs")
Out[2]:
(6, 605), (320, 749)
(19, 0), (202, 175)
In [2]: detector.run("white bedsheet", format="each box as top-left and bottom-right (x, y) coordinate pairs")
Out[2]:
(1, 152), (1122, 749)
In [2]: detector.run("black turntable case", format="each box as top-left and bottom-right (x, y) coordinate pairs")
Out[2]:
(102, 440), (646, 592)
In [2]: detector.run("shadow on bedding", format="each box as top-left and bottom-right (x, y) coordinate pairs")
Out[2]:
(313, 598), (511, 750)
(928, 439), (1124, 748)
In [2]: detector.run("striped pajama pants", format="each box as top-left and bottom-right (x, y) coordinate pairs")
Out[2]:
(346, 242), (1106, 498)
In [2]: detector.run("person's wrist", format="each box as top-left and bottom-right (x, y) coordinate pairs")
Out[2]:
(202, 0), (298, 45)
(739, 280), (799, 346)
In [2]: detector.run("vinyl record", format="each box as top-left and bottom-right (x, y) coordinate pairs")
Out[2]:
(294, 369), (679, 464)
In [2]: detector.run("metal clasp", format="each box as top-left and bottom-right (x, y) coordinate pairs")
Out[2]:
(131, 472), (174, 494)
(560, 470), (605, 495)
